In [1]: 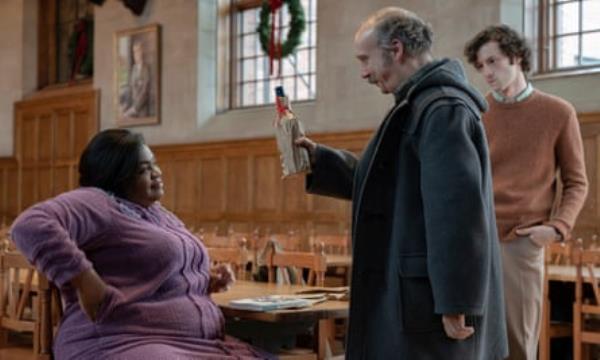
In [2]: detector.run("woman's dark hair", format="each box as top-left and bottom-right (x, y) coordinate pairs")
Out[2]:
(464, 25), (532, 73)
(78, 129), (145, 198)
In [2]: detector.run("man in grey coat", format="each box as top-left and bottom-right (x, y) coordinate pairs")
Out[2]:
(296, 7), (508, 359)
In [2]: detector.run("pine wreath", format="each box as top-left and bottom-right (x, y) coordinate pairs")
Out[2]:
(257, 0), (306, 59)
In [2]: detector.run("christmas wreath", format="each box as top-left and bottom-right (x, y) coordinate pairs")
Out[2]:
(256, 0), (306, 60)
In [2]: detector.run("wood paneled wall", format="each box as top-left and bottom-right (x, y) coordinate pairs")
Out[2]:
(154, 131), (372, 237)
(10, 84), (98, 219)
(1, 108), (599, 245)
(572, 112), (600, 242)
(0, 158), (18, 225)
(153, 112), (600, 242)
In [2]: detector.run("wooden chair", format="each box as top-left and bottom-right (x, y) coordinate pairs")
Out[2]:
(265, 241), (339, 359)
(308, 227), (352, 288)
(308, 229), (350, 256)
(206, 238), (250, 280)
(572, 247), (600, 360)
(248, 228), (307, 281)
(539, 241), (573, 360)
(266, 240), (327, 287)
(0, 225), (12, 252)
(0, 250), (55, 359)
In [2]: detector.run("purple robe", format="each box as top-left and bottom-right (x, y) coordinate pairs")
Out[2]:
(10, 187), (272, 360)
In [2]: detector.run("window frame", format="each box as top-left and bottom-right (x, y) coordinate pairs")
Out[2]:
(228, 0), (317, 109)
(533, 0), (600, 75)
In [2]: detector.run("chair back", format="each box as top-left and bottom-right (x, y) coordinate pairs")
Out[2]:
(309, 229), (350, 255)
(0, 250), (55, 358)
(197, 226), (238, 248)
(573, 247), (600, 305)
(206, 239), (250, 280)
(266, 240), (327, 286)
(539, 241), (573, 360)
(572, 247), (600, 360)
(546, 241), (572, 265)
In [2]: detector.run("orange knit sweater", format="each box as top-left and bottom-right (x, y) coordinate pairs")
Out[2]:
(483, 89), (588, 241)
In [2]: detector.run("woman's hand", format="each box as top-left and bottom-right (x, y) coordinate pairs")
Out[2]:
(70, 268), (108, 321)
(208, 264), (235, 294)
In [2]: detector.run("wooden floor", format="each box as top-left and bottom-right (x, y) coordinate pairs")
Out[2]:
(0, 333), (38, 360)
(0, 347), (37, 360)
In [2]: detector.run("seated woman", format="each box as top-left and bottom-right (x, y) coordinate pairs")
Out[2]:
(10, 129), (273, 360)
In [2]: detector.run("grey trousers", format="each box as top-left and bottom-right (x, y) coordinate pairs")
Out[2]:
(500, 236), (544, 360)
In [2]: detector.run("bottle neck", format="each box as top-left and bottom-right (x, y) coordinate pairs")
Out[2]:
(276, 96), (289, 116)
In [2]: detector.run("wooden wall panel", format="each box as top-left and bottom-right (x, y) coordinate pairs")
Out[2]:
(172, 160), (198, 217)
(21, 117), (37, 163)
(149, 115), (600, 246)
(200, 158), (226, 216)
(579, 135), (597, 222)
(74, 111), (92, 157)
(572, 114), (600, 243)
(282, 174), (309, 213)
(13, 84), (98, 215)
(253, 156), (280, 212)
(38, 118), (53, 163)
(38, 167), (53, 201)
(226, 157), (250, 213)
(53, 166), (71, 196)
(2, 104), (597, 251)
(21, 168), (37, 211)
(0, 159), (18, 224)
(54, 113), (72, 160)
(152, 131), (371, 237)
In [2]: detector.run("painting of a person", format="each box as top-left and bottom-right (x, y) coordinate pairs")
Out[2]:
(121, 40), (151, 118)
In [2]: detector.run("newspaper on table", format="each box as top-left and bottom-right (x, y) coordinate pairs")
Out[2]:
(273, 86), (311, 178)
(229, 294), (326, 312)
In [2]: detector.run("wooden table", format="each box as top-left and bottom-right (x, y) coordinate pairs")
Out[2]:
(212, 280), (349, 359)
(547, 265), (600, 283)
(212, 280), (348, 322)
(325, 254), (351, 268)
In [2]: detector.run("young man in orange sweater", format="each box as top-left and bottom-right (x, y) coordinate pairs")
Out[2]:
(465, 26), (588, 360)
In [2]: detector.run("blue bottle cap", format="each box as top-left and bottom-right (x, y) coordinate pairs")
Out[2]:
(275, 86), (285, 97)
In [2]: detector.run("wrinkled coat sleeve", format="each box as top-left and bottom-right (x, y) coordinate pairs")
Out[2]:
(418, 103), (489, 316)
(10, 189), (113, 287)
(306, 144), (357, 200)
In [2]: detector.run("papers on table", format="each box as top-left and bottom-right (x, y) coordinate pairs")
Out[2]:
(229, 287), (350, 312)
(229, 295), (316, 311)
(295, 286), (350, 301)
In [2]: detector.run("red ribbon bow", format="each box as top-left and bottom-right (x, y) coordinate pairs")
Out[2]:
(269, 0), (284, 78)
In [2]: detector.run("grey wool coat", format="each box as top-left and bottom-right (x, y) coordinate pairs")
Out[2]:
(306, 59), (508, 360)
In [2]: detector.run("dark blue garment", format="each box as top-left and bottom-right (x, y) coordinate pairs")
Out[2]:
(307, 59), (508, 360)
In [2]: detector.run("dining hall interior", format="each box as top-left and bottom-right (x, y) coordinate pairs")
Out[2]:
(0, 0), (599, 359)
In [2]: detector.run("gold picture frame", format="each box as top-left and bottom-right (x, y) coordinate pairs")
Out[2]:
(114, 24), (161, 126)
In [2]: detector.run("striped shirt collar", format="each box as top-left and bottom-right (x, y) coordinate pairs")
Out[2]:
(492, 82), (533, 103)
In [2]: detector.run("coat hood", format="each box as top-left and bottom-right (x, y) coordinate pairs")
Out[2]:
(394, 58), (487, 113)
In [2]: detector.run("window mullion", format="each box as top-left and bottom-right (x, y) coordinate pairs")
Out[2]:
(578, 0), (583, 66)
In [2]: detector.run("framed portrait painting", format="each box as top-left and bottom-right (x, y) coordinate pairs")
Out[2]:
(114, 24), (161, 126)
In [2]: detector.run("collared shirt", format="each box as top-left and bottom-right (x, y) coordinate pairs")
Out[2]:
(492, 82), (533, 103)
